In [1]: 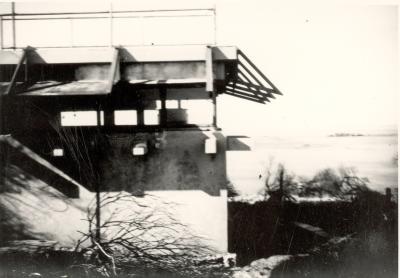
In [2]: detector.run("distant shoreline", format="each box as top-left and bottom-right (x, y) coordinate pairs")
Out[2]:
(250, 133), (397, 139)
(328, 133), (397, 137)
(328, 133), (364, 137)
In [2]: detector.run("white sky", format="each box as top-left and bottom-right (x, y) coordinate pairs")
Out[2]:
(215, 1), (398, 136)
(0, 0), (398, 136)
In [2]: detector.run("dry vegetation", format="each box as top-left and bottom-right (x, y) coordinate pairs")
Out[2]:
(74, 192), (221, 277)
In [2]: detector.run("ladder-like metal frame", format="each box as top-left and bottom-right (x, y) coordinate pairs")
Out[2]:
(224, 49), (282, 104)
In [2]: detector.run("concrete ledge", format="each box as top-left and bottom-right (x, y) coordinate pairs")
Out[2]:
(0, 46), (237, 65)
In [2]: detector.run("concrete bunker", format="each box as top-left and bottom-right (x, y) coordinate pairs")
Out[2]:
(0, 5), (282, 252)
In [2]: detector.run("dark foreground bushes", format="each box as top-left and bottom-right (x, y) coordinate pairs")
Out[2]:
(229, 190), (397, 269)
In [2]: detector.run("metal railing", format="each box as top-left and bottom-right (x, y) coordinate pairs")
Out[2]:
(0, 3), (217, 49)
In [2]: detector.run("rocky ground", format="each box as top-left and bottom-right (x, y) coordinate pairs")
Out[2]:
(232, 231), (397, 278)
(0, 223), (396, 278)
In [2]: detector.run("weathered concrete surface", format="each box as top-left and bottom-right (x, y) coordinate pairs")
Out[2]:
(132, 190), (228, 252)
(0, 135), (83, 198)
(0, 46), (237, 65)
(2, 98), (223, 195)
(0, 164), (228, 252)
(0, 164), (91, 246)
(98, 130), (227, 196)
(123, 61), (226, 81)
(124, 62), (205, 80)
(8, 129), (227, 196)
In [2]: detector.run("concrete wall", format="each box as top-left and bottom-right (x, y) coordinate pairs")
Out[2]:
(4, 95), (226, 196)
(124, 62), (205, 80)
(8, 129), (227, 196)
(1, 129), (228, 251)
(0, 164), (228, 252)
(147, 190), (228, 252)
(98, 130), (227, 196)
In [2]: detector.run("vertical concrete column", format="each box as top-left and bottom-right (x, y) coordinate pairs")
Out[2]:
(159, 87), (167, 126)
(212, 91), (217, 127)
(137, 92), (145, 126)
(137, 110), (144, 126)
(11, 2), (16, 49)
(206, 46), (217, 127)
(103, 47), (120, 128)
(103, 95), (114, 127)
(96, 101), (102, 126)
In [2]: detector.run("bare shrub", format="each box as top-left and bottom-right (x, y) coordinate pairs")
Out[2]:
(259, 158), (370, 201)
(299, 167), (370, 199)
(259, 160), (297, 202)
(76, 192), (217, 277)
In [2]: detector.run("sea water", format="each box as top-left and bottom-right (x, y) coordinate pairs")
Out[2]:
(227, 134), (397, 195)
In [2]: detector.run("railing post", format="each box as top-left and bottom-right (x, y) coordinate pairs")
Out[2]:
(109, 2), (113, 47)
(0, 16), (3, 49)
(213, 5), (217, 45)
(70, 18), (73, 47)
(11, 2), (16, 49)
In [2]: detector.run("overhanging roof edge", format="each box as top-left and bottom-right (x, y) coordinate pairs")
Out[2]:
(0, 45), (238, 64)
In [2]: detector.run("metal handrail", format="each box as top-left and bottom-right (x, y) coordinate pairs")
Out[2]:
(0, 8), (215, 17)
(0, 3), (217, 49)
(1, 14), (212, 21)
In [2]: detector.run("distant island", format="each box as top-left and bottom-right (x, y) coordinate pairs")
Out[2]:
(328, 133), (364, 137)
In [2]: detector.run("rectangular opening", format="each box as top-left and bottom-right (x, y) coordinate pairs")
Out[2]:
(144, 110), (159, 125)
(114, 110), (137, 126)
(166, 109), (188, 124)
(52, 148), (64, 157)
(205, 137), (217, 154)
(60, 111), (100, 126)
(180, 99), (213, 125)
(100, 111), (104, 126)
(166, 100), (179, 109)
(156, 100), (162, 109)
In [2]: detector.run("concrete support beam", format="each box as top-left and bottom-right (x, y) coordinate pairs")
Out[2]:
(206, 46), (217, 127)
(159, 87), (167, 126)
(0, 46), (238, 65)
(107, 47), (120, 93)
(205, 46), (214, 92)
(5, 48), (26, 95)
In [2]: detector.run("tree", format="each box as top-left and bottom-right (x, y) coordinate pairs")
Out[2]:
(76, 192), (216, 277)
(300, 167), (369, 199)
(259, 157), (370, 201)
(259, 159), (297, 202)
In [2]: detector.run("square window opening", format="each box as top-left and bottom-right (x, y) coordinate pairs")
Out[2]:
(114, 110), (137, 126)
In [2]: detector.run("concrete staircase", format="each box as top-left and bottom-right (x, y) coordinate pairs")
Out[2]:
(0, 134), (83, 198)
